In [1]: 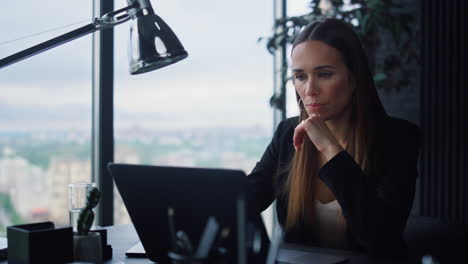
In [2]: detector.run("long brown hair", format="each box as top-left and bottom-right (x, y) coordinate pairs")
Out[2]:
(285, 19), (387, 230)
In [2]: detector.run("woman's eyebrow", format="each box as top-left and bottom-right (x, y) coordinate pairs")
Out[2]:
(314, 65), (335, 70)
(292, 65), (336, 72)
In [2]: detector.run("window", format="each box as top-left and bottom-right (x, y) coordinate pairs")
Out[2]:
(113, 0), (273, 227)
(285, 0), (311, 119)
(0, 0), (92, 234)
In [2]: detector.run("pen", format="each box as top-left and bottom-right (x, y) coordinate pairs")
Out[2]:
(176, 230), (193, 256)
(168, 207), (177, 251)
(194, 217), (219, 258)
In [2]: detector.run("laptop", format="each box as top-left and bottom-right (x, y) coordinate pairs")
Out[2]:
(107, 163), (269, 264)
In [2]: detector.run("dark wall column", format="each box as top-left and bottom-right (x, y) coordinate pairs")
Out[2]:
(420, 0), (467, 224)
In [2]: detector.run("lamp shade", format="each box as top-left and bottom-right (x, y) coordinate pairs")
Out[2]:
(128, 11), (188, 74)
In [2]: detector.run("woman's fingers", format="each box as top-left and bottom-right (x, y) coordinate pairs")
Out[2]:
(294, 114), (327, 152)
(308, 113), (321, 121)
(293, 120), (306, 152)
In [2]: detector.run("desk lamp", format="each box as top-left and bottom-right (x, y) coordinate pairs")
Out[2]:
(0, 0), (188, 73)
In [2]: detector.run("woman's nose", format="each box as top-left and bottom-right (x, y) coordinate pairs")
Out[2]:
(305, 79), (319, 97)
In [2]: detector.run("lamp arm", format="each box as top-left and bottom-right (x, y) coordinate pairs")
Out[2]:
(0, 23), (98, 69)
(0, 3), (135, 69)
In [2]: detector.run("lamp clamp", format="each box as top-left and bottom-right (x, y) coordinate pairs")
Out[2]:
(95, 4), (137, 30)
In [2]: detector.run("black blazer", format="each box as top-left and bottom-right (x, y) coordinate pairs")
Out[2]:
(247, 116), (421, 258)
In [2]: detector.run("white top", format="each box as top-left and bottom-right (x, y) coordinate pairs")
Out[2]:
(310, 200), (349, 249)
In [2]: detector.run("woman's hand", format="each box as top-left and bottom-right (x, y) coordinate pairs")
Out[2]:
(293, 114), (344, 162)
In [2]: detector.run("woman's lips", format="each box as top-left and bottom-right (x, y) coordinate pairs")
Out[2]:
(306, 103), (326, 111)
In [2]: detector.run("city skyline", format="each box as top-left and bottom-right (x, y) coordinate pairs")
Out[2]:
(0, 125), (272, 233)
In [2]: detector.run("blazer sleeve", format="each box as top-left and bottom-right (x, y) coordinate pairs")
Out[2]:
(247, 119), (289, 214)
(318, 122), (421, 257)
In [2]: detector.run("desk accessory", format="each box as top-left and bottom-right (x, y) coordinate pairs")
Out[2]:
(73, 233), (102, 264)
(0, 237), (6, 260)
(68, 183), (96, 232)
(422, 255), (440, 264)
(168, 207), (178, 251)
(168, 230), (202, 264)
(7, 221), (73, 264)
(194, 217), (220, 259)
(76, 186), (101, 236)
(167, 207), (194, 256)
(207, 227), (230, 264)
(266, 224), (283, 264)
(73, 185), (103, 264)
(175, 231), (194, 256)
(168, 216), (222, 264)
(89, 228), (113, 260)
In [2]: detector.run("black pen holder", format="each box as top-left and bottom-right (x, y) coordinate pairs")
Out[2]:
(90, 228), (113, 260)
(7, 221), (73, 264)
(168, 251), (206, 264)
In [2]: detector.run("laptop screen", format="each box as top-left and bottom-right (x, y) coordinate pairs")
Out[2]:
(108, 163), (268, 264)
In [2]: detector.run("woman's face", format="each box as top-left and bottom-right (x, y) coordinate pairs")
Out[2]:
(291, 40), (354, 121)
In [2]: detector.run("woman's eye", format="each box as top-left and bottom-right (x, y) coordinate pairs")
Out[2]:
(317, 72), (333, 78)
(295, 74), (306, 81)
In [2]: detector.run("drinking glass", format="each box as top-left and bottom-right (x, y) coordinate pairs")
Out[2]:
(68, 182), (96, 231)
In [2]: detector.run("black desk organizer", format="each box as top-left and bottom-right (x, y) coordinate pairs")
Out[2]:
(7, 221), (73, 264)
(91, 228), (113, 260)
(6, 222), (113, 264)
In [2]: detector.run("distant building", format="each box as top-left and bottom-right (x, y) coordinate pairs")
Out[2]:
(47, 157), (91, 225)
(153, 150), (196, 167)
(221, 152), (257, 173)
(0, 157), (48, 226)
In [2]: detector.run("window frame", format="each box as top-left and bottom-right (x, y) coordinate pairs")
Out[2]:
(92, 0), (114, 226)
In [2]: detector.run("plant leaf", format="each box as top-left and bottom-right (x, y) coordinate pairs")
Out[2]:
(374, 72), (387, 82)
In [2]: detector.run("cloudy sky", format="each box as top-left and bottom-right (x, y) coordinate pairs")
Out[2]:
(0, 0), (309, 132)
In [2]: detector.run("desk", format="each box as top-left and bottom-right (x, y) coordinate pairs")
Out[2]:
(0, 224), (144, 264)
(0, 224), (416, 264)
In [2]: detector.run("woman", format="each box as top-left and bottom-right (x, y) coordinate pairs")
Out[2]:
(248, 18), (420, 258)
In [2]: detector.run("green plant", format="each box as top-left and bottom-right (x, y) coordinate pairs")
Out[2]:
(262, 0), (419, 91)
(0, 192), (24, 225)
(76, 186), (101, 236)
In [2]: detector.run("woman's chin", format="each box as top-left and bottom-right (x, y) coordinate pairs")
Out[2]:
(306, 111), (328, 120)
